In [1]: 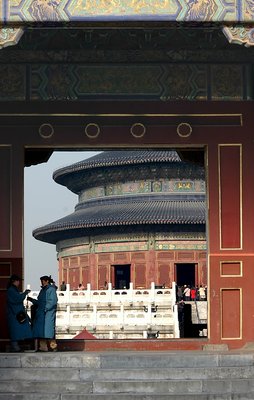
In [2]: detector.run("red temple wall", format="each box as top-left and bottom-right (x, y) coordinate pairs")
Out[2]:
(59, 249), (207, 290)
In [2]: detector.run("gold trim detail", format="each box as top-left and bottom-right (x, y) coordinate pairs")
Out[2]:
(39, 123), (54, 139)
(0, 28), (24, 50)
(218, 144), (243, 250)
(130, 123), (146, 138)
(0, 262), (12, 291)
(177, 122), (192, 138)
(0, 112), (243, 121)
(0, 146), (12, 252)
(220, 261), (243, 277)
(85, 123), (100, 139)
(220, 287), (242, 340)
(223, 26), (254, 48)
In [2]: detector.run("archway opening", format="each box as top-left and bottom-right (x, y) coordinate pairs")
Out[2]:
(24, 147), (207, 341)
(176, 263), (196, 287)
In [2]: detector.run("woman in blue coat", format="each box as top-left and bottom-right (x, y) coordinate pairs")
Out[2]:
(7, 274), (32, 352)
(28, 275), (58, 351)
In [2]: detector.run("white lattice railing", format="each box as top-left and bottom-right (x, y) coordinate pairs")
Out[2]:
(26, 282), (179, 339)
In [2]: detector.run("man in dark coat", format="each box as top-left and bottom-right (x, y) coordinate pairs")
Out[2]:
(177, 300), (185, 338)
(7, 274), (32, 352)
(28, 275), (58, 351)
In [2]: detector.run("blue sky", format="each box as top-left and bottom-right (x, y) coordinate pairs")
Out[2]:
(24, 151), (100, 290)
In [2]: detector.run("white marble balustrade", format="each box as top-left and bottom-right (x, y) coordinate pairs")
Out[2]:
(26, 282), (179, 339)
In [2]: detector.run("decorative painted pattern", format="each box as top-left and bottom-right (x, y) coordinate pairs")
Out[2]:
(81, 180), (204, 201)
(76, 65), (162, 96)
(173, 181), (194, 191)
(28, 63), (245, 101)
(1, 0), (252, 23)
(2, 2), (254, 47)
(0, 27), (23, 49)
(95, 241), (148, 253)
(80, 187), (105, 202)
(211, 65), (243, 99)
(59, 231), (206, 249)
(0, 65), (26, 100)
(223, 25), (254, 47)
(156, 241), (206, 250)
(58, 239), (206, 256)
(0, 61), (247, 100)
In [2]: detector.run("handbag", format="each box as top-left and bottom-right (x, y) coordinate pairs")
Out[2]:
(16, 311), (26, 324)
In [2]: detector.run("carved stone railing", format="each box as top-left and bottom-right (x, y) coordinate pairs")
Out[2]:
(27, 282), (179, 339)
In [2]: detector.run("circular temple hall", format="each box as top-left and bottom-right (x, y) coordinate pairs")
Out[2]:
(33, 150), (207, 291)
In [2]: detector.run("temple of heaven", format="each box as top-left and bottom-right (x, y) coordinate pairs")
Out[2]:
(33, 150), (207, 291)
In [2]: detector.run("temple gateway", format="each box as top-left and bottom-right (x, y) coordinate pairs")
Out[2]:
(1, 0), (254, 350)
(31, 150), (207, 340)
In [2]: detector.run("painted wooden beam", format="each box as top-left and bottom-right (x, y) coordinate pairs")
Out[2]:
(1, 2), (254, 48)
(0, 0), (251, 24)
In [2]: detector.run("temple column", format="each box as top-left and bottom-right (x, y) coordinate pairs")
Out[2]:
(208, 138), (254, 347)
(0, 142), (24, 343)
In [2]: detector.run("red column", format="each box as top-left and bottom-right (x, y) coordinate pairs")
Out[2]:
(89, 253), (97, 290)
(208, 139), (254, 348)
(0, 143), (24, 345)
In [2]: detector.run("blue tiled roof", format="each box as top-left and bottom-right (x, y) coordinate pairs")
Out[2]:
(53, 150), (181, 182)
(33, 197), (206, 244)
(34, 150), (205, 245)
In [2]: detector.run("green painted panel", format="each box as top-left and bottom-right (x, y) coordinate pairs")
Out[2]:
(0, 65), (26, 100)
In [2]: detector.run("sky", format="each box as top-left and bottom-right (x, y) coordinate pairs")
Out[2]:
(24, 151), (100, 290)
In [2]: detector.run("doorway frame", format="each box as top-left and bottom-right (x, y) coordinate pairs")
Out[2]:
(175, 263), (198, 288)
(0, 99), (252, 350)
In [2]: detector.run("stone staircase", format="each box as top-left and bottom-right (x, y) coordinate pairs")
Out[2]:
(0, 350), (254, 399)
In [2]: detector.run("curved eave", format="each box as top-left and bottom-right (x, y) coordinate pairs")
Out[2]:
(33, 200), (206, 244)
(53, 150), (183, 191)
(54, 150), (181, 176)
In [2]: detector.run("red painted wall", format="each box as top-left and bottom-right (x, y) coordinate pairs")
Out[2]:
(58, 249), (206, 290)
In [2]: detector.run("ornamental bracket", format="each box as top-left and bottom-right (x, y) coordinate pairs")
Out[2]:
(0, 27), (24, 50)
(223, 25), (254, 47)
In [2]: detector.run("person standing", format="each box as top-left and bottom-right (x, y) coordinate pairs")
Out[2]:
(6, 274), (32, 352)
(77, 283), (85, 290)
(28, 275), (58, 352)
(198, 285), (206, 301)
(190, 287), (197, 301)
(60, 281), (66, 291)
(183, 285), (191, 301)
(177, 285), (183, 301)
(177, 300), (185, 338)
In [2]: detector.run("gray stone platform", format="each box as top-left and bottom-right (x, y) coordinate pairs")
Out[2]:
(0, 350), (254, 399)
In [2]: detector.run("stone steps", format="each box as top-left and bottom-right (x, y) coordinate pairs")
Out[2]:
(1, 395), (254, 400)
(1, 366), (254, 381)
(0, 379), (254, 395)
(0, 351), (253, 399)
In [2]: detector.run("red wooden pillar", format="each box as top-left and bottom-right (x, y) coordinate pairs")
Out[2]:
(89, 253), (97, 290)
(208, 136), (254, 348)
(146, 249), (156, 287)
(0, 143), (24, 344)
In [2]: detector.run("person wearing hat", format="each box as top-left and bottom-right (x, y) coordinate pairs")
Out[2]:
(6, 274), (32, 352)
(27, 275), (58, 352)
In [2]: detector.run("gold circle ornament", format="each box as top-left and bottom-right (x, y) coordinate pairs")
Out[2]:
(85, 123), (100, 139)
(130, 123), (146, 138)
(177, 122), (192, 138)
(39, 123), (54, 139)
